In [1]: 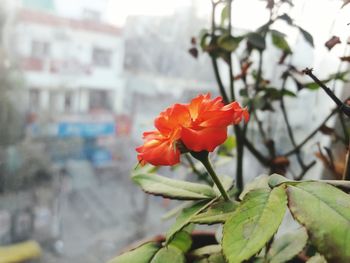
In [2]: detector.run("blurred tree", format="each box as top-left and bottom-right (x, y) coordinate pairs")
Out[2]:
(0, 4), (24, 146)
(0, 3), (26, 192)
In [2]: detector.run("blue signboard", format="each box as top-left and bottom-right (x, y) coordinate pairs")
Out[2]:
(58, 122), (115, 138)
(90, 148), (112, 167)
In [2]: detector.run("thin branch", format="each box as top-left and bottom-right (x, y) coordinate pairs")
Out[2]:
(227, 0), (243, 193)
(252, 111), (276, 158)
(343, 144), (350, 180)
(303, 68), (350, 117)
(243, 136), (270, 165)
(254, 51), (263, 91)
(280, 76), (306, 169)
(211, 57), (229, 104)
(233, 125), (244, 192)
(253, 111), (267, 142)
(295, 160), (317, 181)
(210, 1), (229, 104)
(283, 107), (339, 157)
(228, 0), (235, 101)
(339, 112), (349, 145)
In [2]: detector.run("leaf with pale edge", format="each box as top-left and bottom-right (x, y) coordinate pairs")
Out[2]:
(267, 228), (308, 263)
(191, 245), (225, 263)
(218, 34), (243, 52)
(271, 31), (292, 53)
(287, 182), (350, 262)
(168, 231), (192, 253)
(223, 186), (287, 263)
(268, 173), (291, 188)
(191, 245), (222, 258)
(108, 242), (160, 263)
(132, 173), (216, 200)
(151, 246), (185, 263)
(166, 200), (214, 242)
(191, 199), (238, 225)
(239, 174), (270, 200)
(208, 253), (226, 263)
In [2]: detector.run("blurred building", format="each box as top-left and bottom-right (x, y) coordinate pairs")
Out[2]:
(11, 7), (125, 115)
(2, 3), (128, 168)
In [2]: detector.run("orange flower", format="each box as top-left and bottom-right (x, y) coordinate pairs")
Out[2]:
(136, 93), (249, 166)
(136, 130), (181, 166)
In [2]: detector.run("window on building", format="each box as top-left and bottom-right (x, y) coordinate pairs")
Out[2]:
(29, 89), (40, 112)
(92, 48), (112, 67)
(31, 40), (50, 59)
(89, 90), (112, 111)
(64, 92), (72, 113)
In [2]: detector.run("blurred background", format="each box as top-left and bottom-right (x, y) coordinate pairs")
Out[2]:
(0, 0), (348, 262)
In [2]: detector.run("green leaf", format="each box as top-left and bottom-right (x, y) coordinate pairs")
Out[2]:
(151, 246), (185, 263)
(287, 182), (350, 262)
(191, 245), (222, 257)
(267, 228), (308, 263)
(268, 173), (292, 188)
(278, 13), (293, 25)
(191, 199), (238, 225)
(222, 135), (236, 152)
(218, 34), (243, 52)
(304, 71), (349, 90)
(132, 173), (217, 200)
(220, 5), (229, 26)
(250, 95), (266, 110)
(200, 31), (211, 51)
(263, 87), (281, 100)
(166, 200), (214, 242)
(108, 242), (160, 263)
(329, 70), (349, 82)
(304, 82), (320, 90)
(239, 174), (270, 200)
(168, 231), (192, 253)
(162, 202), (193, 221)
(282, 89), (296, 97)
(321, 179), (350, 192)
(222, 186), (287, 263)
(208, 253), (226, 263)
(271, 31), (292, 53)
(247, 32), (266, 50)
(239, 89), (248, 97)
(298, 26), (314, 47)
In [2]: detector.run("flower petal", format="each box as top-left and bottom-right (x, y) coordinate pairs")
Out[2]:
(181, 126), (228, 152)
(136, 131), (180, 166)
(154, 103), (190, 136)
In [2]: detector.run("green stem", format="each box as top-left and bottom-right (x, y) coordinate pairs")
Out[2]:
(191, 151), (230, 201)
(234, 126), (244, 193)
(184, 153), (211, 185)
(343, 142), (350, 181)
(228, 0), (235, 101)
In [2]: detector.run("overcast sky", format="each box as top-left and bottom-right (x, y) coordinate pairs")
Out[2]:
(53, 0), (200, 26)
(53, 0), (350, 58)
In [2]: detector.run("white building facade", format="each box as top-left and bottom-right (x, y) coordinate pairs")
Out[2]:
(11, 7), (125, 116)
